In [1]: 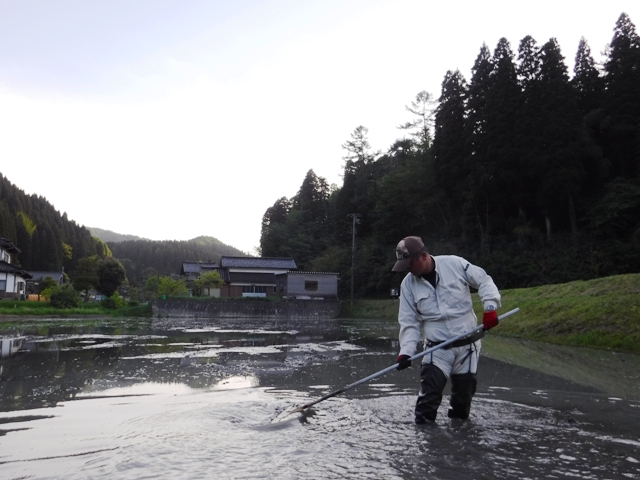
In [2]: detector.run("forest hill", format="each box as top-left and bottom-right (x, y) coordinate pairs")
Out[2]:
(260, 13), (640, 297)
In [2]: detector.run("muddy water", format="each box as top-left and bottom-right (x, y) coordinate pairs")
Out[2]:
(1, 316), (639, 479)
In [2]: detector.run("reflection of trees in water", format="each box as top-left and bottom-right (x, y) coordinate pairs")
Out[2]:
(0, 319), (351, 413)
(1, 346), (122, 412)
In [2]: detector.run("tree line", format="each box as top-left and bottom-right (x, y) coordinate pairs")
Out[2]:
(0, 174), (110, 274)
(260, 13), (640, 297)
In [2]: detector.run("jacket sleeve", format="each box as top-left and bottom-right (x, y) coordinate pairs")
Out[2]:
(398, 277), (422, 356)
(461, 258), (501, 311)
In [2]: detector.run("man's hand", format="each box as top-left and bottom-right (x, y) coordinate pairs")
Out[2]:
(397, 354), (412, 370)
(483, 310), (499, 330)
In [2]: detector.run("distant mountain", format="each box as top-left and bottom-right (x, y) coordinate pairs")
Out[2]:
(106, 235), (247, 287)
(88, 227), (148, 243)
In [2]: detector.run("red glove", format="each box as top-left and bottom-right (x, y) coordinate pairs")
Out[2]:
(397, 354), (412, 370)
(483, 310), (499, 330)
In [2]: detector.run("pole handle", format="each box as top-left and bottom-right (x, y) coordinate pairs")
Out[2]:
(288, 307), (520, 415)
(408, 306), (520, 363)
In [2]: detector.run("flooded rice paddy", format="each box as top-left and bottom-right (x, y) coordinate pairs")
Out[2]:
(1, 315), (639, 479)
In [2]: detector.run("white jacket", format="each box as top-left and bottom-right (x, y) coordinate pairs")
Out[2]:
(398, 255), (501, 356)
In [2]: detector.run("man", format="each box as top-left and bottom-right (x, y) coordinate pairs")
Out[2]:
(392, 236), (501, 424)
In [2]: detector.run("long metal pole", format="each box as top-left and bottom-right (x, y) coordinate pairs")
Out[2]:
(289, 307), (520, 414)
(349, 213), (358, 310)
(350, 214), (356, 309)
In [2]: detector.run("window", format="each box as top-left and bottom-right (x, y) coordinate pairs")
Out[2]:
(304, 281), (318, 291)
(242, 286), (267, 294)
(0, 280), (6, 291)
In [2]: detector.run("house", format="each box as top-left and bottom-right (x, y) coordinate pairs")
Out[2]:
(0, 237), (31, 299)
(275, 271), (339, 299)
(220, 256), (297, 298)
(180, 262), (223, 282)
(180, 256), (340, 299)
(180, 261), (229, 297)
(26, 271), (64, 295)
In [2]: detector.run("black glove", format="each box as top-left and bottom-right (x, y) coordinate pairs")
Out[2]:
(397, 354), (412, 371)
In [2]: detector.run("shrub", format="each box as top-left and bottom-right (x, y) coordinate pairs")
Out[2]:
(50, 285), (81, 308)
(102, 292), (126, 310)
(40, 286), (58, 301)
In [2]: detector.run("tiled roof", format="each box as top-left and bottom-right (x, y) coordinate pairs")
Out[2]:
(0, 261), (32, 278)
(0, 237), (21, 254)
(220, 256), (297, 269)
(27, 271), (64, 282)
(181, 262), (218, 274)
(278, 271), (339, 276)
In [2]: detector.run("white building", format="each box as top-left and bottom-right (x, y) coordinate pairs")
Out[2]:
(275, 271), (339, 300)
(0, 237), (31, 299)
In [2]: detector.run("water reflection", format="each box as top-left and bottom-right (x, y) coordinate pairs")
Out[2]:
(0, 317), (639, 479)
(214, 375), (259, 390)
(0, 318), (357, 412)
(0, 335), (24, 358)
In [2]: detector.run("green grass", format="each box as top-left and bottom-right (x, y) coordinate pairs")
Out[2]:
(345, 273), (640, 354)
(0, 300), (152, 318)
(340, 298), (400, 319)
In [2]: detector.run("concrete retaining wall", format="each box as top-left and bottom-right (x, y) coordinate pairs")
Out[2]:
(152, 298), (341, 319)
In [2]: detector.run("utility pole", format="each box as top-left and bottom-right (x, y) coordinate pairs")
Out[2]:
(348, 213), (360, 309)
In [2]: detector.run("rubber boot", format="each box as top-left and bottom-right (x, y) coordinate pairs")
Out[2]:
(415, 363), (448, 423)
(448, 373), (477, 420)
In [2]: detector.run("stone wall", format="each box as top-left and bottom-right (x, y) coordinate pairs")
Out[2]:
(152, 298), (341, 319)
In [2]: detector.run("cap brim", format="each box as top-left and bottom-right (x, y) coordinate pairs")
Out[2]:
(392, 258), (411, 272)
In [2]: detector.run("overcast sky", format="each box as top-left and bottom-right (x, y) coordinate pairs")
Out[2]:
(1, 1), (638, 254)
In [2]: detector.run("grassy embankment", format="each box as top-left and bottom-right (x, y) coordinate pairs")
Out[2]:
(0, 300), (152, 318)
(343, 273), (640, 354)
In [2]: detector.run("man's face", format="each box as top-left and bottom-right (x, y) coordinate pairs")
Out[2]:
(408, 251), (430, 276)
